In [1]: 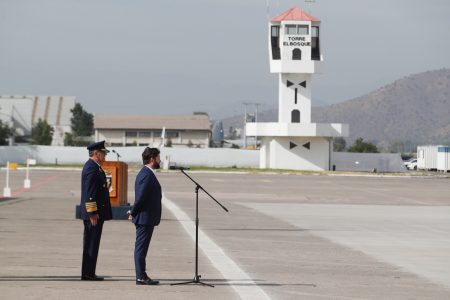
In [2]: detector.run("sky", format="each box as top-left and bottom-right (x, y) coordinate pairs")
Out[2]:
(1, 0), (449, 120)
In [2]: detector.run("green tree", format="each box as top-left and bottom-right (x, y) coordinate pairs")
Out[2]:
(225, 126), (239, 139)
(165, 138), (172, 147)
(333, 137), (346, 152)
(347, 137), (379, 153)
(0, 120), (12, 145)
(70, 103), (94, 136)
(64, 132), (74, 146)
(32, 118), (53, 145)
(65, 103), (94, 146)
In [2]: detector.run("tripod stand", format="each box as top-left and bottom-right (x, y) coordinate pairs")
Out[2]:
(171, 169), (228, 287)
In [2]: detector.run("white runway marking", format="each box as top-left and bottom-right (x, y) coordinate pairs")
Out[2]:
(243, 203), (450, 290)
(163, 195), (271, 300)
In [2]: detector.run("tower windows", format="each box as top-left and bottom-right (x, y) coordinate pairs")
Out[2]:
(271, 26), (281, 60)
(311, 26), (320, 60)
(285, 24), (309, 35)
(291, 110), (300, 123)
(292, 48), (302, 60)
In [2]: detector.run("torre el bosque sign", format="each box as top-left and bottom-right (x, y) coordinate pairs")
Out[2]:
(283, 36), (311, 47)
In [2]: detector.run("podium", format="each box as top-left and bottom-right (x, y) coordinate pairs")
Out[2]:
(102, 161), (128, 206)
(75, 160), (131, 220)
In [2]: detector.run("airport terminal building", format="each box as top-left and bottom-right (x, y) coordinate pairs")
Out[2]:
(94, 113), (211, 148)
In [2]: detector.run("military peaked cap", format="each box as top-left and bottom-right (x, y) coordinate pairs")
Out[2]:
(87, 140), (110, 153)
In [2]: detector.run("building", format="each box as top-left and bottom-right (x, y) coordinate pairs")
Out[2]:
(94, 113), (211, 148)
(417, 145), (450, 171)
(246, 7), (348, 170)
(0, 95), (75, 146)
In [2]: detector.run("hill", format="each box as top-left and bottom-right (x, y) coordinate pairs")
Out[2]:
(221, 68), (450, 148)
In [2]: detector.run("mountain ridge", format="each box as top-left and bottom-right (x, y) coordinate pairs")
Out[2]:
(221, 68), (450, 147)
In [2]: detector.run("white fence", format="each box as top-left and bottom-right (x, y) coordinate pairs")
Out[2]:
(0, 146), (405, 172)
(331, 152), (406, 173)
(0, 146), (259, 168)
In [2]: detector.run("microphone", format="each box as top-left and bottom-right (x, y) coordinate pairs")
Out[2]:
(111, 149), (121, 161)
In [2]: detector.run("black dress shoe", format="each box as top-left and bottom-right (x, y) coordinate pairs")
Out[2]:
(81, 275), (104, 281)
(136, 278), (159, 285)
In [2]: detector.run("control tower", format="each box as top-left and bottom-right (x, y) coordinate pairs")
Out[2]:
(246, 7), (348, 170)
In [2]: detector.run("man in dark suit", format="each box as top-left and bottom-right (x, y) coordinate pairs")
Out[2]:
(129, 147), (162, 285)
(80, 141), (112, 281)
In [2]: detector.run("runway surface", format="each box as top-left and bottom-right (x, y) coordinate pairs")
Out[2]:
(1, 169), (449, 299)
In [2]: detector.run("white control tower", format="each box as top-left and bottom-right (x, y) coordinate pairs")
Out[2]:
(246, 7), (348, 170)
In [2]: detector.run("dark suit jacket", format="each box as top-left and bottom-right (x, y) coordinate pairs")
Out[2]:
(131, 166), (162, 226)
(80, 159), (112, 221)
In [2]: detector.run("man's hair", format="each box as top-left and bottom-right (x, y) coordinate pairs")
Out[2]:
(89, 150), (95, 157)
(142, 147), (160, 165)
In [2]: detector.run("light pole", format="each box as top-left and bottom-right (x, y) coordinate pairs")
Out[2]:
(243, 102), (262, 149)
(243, 103), (251, 149)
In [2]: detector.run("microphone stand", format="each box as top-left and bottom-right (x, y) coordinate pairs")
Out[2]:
(171, 169), (228, 287)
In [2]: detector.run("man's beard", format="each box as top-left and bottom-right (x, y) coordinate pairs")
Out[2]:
(153, 162), (160, 169)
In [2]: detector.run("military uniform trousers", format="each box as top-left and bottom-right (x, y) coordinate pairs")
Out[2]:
(134, 224), (155, 279)
(82, 220), (104, 277)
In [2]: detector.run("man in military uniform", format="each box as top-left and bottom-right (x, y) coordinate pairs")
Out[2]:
(80, 141), (112, 281)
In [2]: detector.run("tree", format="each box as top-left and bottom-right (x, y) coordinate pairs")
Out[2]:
(70, 103), (94, 136)
(165, 138), (172, 147)
(64, 132), (74, 146)
(347, 137), (379, 153)
(32, 118), (53, 145)
(0, 120), (11, 145)
(65, 103), (94, 146)
(333, 137), (346, 152)
(225, 126), (239, 139)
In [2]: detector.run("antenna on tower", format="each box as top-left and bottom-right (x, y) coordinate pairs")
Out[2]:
(304, 0), (316, 14)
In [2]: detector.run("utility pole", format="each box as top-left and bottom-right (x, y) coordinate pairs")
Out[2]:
(243, 102), (262, 149)
(254, 103), (261, 149)
(305, 0), (316, 14)
(243, 102), (251, 149)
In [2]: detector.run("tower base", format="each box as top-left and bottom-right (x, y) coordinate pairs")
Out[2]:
(260, 136), (332, 171)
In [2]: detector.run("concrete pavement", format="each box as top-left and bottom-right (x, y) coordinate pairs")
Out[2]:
(1, 169), (450, 299)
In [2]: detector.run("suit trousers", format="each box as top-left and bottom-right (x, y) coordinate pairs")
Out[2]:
(134, 224), (155, 279)
(82, 220), (104, 276)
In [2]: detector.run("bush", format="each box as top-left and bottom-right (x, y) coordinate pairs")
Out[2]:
(347, 137), (379, 153)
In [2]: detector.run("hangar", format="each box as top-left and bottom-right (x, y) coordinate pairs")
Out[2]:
(0, 95), (75, 145)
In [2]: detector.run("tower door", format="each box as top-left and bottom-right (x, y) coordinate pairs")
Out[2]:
(292, 48), (302, 60)
(291, 110), (300, 123)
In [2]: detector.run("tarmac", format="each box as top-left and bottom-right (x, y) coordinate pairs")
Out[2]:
(1, 168), (450, 299)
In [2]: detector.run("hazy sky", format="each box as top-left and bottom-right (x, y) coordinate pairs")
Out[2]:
(1, 0), (449, 119)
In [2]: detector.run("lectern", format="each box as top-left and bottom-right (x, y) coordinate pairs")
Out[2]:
(102, 161), (128, 206)
(75, 160), (131, 220)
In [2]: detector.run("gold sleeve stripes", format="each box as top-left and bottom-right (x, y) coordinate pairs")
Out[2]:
(85, 199), (98, 213)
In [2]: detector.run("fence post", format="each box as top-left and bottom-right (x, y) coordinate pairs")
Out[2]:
(3, 161), (11, 198)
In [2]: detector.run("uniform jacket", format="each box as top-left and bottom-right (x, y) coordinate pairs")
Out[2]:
(80, 159), (112, 221)
(131, 166), (162, 226)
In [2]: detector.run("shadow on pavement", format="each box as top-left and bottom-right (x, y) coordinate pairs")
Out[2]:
(0, 275), (316, 287)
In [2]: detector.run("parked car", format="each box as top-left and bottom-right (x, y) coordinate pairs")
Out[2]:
(405, 158), (417, 170)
